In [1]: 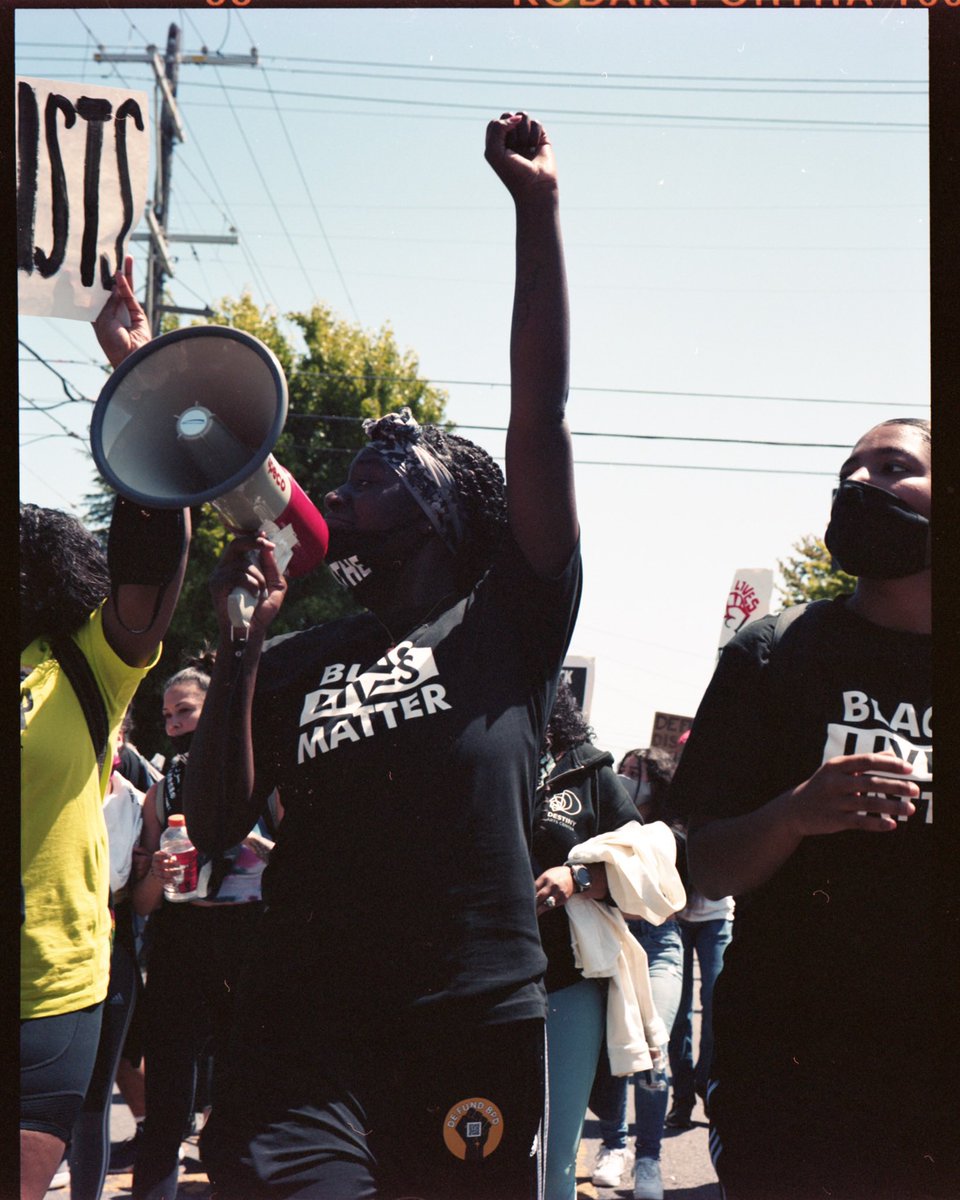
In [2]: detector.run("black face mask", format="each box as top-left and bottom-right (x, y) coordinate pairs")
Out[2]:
(168, 730), (194, 755)
(324, 519), (433, 598)
(824, 480), (930, 580)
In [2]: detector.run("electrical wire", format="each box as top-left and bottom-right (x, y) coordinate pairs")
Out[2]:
(283, 378), (929, 411)
(236, 9), (361, 324)
(257, 54), (926, 89)
(175, 79), (926, 130)
(212, 63), (323, 310)
(250, 62), (927, 99)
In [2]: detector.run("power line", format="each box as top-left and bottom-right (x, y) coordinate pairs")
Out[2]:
(18, 45), (927, 89)
(18, 342), (93, 404)
(261, 54), (926, 88)
(285, 376), (929, 410)
(212, 61), (326, 311)
(244, 61), (927, 98)
(288, 443), (836, 478)
(236, 9), (361, 324)
(19, 394), (88, 442)
(172, 88), (281, 313)
(175, 80), (926, 130)
(289, 412), (848, 450)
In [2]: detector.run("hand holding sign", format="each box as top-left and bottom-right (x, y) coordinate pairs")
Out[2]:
(93, 256), (152, 368)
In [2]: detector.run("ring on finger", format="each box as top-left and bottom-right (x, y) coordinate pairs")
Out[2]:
(544, 895), (557, 909)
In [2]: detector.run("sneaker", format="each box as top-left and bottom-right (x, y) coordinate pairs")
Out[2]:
(592, 1144), (631, 1188)
(108, 1120), (144, 1172)
(633, 1155), (664, 1200)
(48, 1160), (70, 1190)
(664, 1101), (694, 1129)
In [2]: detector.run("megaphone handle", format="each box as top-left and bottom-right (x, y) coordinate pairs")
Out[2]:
(225, 543), (272, 639)
(227, 586), (258, 638)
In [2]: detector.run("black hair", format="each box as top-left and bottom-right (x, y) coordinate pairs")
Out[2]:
(618, 746), (678, 823)
(418, 426), (507, 593)
(876, 417), (931, 445)
(544, 678), (595, 757)
(20, 504), (111, 646)
(163, 646), (216, 695)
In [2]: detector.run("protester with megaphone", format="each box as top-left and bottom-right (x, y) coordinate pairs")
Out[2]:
(20, 263), (191, 1200)
(182, 112), (579, 1200)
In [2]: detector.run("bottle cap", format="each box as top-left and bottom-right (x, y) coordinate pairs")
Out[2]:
(168, 813), (186, 827)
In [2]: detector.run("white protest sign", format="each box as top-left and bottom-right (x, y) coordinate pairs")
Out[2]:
(718, 567), (774, 652)
(17, 77), (149, 320)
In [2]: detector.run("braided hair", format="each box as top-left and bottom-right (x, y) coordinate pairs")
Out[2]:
(418, 426), (507, 594)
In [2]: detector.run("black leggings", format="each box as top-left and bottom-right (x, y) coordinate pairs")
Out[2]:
(68, 937), (139, 1200)
(132, 902), (263, 1200)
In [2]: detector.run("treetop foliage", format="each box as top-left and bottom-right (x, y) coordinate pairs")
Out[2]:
(777, 534), (857, 608)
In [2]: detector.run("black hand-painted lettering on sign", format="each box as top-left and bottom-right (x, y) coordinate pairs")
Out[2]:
(18, 82), (145, 295)
(34, 93), (77, 279)
(104, 99), (145, 290)
(76, 97), (113, 288)
(17, 82), (40, 274)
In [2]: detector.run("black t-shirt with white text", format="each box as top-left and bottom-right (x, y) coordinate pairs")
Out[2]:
(247, 534), (582, 1027)
(671, 598), (934, 1085)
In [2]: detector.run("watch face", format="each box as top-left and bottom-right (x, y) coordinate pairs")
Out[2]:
(572, 865), (591, 892)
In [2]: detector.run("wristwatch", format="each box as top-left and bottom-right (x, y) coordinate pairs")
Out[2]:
(567, 863), (592, 893)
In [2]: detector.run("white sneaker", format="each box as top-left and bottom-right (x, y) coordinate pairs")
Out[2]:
(592, 1144), (631, 1187)
(633, 1155), (664, 1200)
(48, 1160), (70, 1190)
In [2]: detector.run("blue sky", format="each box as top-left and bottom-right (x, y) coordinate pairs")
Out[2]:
(17, 6), (930, 761)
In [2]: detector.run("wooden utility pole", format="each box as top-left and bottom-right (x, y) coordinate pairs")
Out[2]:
(95, 24), (255, 329)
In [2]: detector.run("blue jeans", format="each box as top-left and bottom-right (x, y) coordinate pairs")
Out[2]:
(590, 919), (683, 1160)
(545, 978), (605, 1200)
(668, 917), (732, 1111)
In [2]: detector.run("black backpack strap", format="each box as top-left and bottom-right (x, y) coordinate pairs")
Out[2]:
(50, 635), (110, 775)
(770, 602), (809, 653)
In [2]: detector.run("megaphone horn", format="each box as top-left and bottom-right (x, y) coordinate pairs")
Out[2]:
(90, 326), (329, 634)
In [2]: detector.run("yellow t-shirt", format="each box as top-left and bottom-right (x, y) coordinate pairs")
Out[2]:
(20, 605), (159, 1019)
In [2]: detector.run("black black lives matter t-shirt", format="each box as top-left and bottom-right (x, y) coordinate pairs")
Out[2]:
(671, 598), (934, 1079)
(248, 534), (582, 1025)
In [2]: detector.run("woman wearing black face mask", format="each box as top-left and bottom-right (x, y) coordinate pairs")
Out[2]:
(181, 114), (580, 1200)
(129, 660), (281, 1200)
(670, 419), (948, 1199)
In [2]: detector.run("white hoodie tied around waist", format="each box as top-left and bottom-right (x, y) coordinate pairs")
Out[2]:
(565, 820), (686, 1076)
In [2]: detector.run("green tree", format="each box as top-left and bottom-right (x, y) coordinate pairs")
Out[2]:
(87, 294), (448, 759)
(777, 534), (857, 607)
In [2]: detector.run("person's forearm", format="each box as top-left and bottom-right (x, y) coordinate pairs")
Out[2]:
(131, 871), (164, 918)
(504, 191), (577, 574)
(687, 791), (803, 900)
(509, 192), (569, 429)
(182, 627), (265, 854)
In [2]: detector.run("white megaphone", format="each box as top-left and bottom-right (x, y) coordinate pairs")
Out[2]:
(90, 325), (329, 635)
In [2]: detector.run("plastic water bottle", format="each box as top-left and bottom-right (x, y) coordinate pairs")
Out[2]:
(160, 814), (198, 902)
